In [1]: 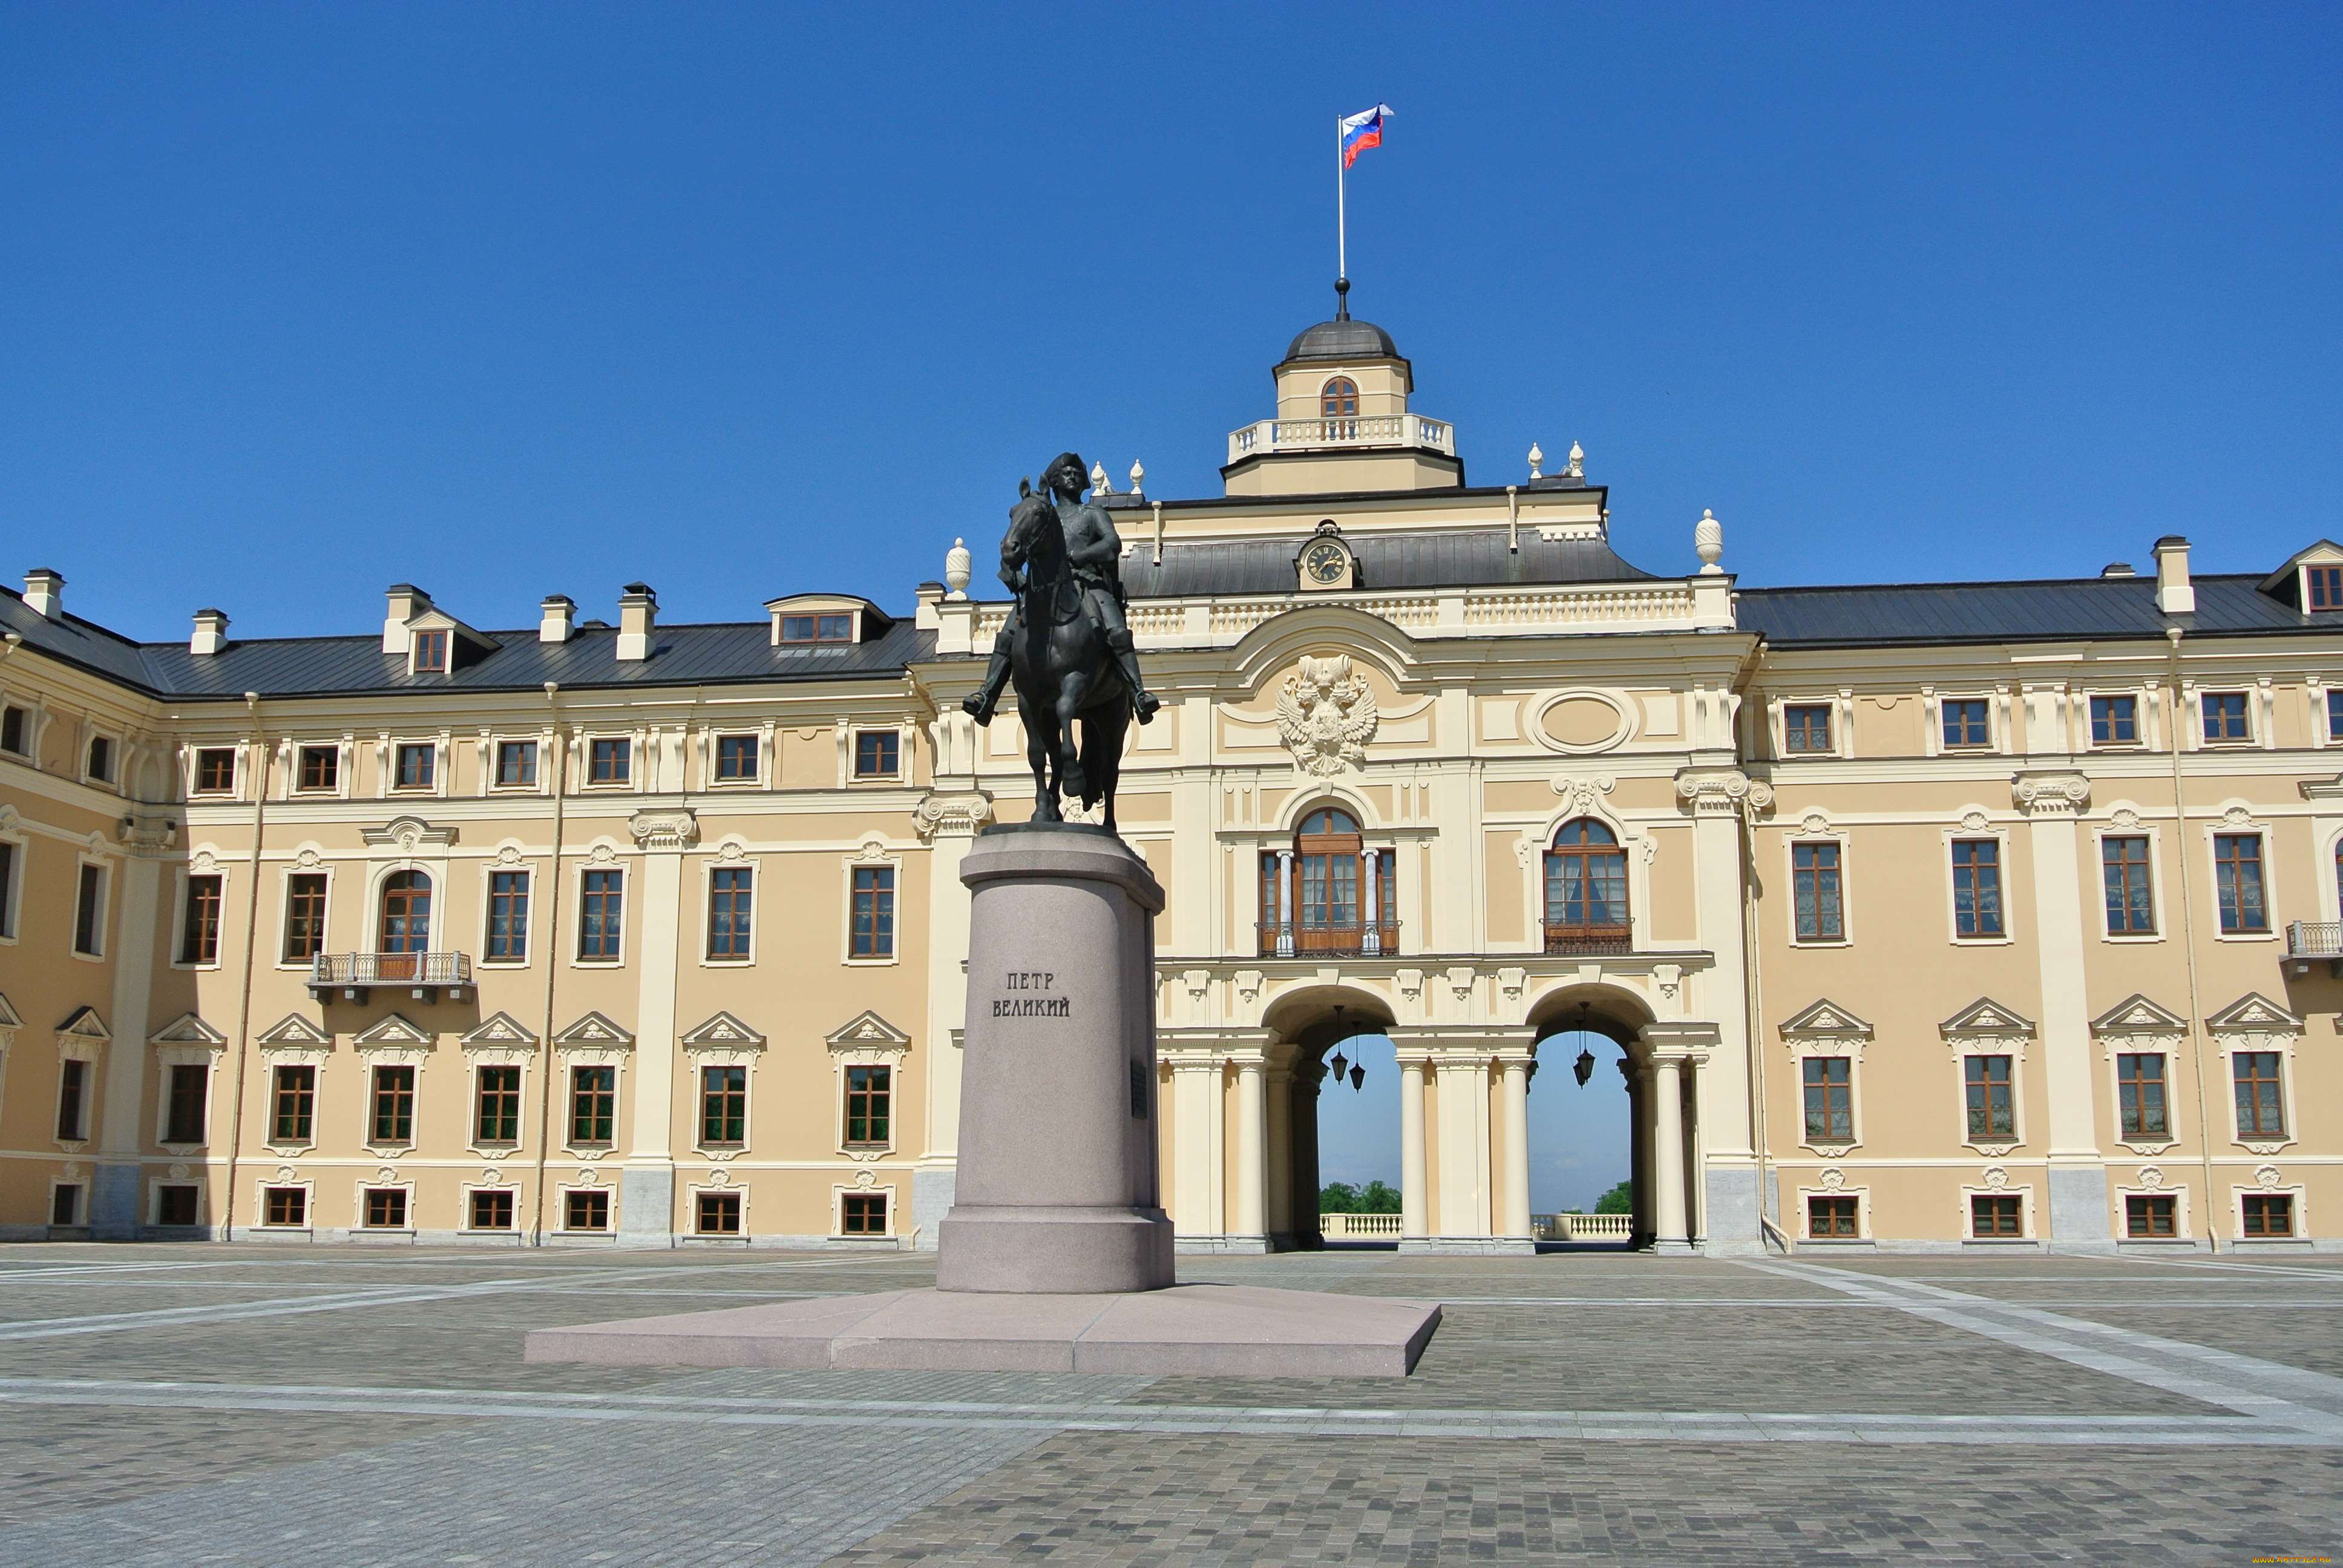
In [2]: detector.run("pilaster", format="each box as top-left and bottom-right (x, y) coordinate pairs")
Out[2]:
(92, 812), (174, 1237)
(2012, 770), (2111, 1247)
(1674, 765), (1769, 1253)
(620, 807), (696, 1245)
(909, 792), (993, 1247)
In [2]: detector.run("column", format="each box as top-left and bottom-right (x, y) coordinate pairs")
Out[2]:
(620, 809), (696, 1246)
(1650, 1053), (1691, 1253)
(1434, 1053), (1491, 1240)
(1167, 1052), (1221, 1246)
(1292, 1060), (1325, 1247)
(1498, 1051), (1532, 1241)
(92, 818), (170, 1237)
(1398, 1048), (1429, 1240)
(913, 791), (992, 1249)
(1363, 846), (1380, 955)
(2014, 771), (2111, 1249)
(1673, 766), (1770, 1254)
(1275, 849), (1294, 955)
(1264, 1063), (1294, 1244)
(1233, 1051), (1267, 1248)
(1623, 1058), (1652, 1244)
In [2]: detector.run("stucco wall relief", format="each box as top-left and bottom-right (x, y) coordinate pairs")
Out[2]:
(1276, 655), (1378, 775)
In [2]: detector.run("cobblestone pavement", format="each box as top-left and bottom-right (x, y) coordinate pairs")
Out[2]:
(0, 1245), (2336, 1565)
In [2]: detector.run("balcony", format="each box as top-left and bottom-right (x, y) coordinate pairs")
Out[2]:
(2285, 921), (2343, 977)
(1543, 923), (1634, 957)
(311, 950), (473, 1002)
(1226, 413), (1453, 465)
(1257, 921), (1402, 959)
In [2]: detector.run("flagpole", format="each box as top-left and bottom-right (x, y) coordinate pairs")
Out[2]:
(1335, 114), (1347, 295)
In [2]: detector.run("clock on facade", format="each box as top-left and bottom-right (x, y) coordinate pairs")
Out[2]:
(1303, 541), (1348, 584)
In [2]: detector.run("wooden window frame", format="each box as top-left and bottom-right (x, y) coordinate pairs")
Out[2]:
(2232, 1049), (2287, 1139)
(296, 743), (340, 793)
(852, 730), (900, 780)
(2240, 1192), (2295, 1238)
(1791, 840), (1845, 942)
(484, 869), (531, 964)
(588, 737), (631, 787)
(1319, 376), (1359, 419)
(843, 1063), (891, 1150)
(56, 1057), (89, 1143)
(568, 1065), (616, 1147)
(2310, 565), (2343, 612)
(563, 1189), (611, 1232)
(778, 613), (854, 645)
(2115, 1052), (2171, 1141)
(2088, 694), (2140, 746)
(1781, 704), (1833, 755)
(2200, 691), (2251, 745)
(72, 860), (107, 957)
(577, 866), (625, 963)
(467, 1188), (516, 1231)
(269, 1063), (315, 1145)
(474, 1064), (523, 1146)
(698, 1063), (747, 1149)
(850, 864), (896, 961)
(712, 733), (759, 785)
(2212, 832), (2270, 935)
(1542, 817), (1628, 956)
(840, 1191), (890, 1236)
(2100, 834), (2156, 936)
(363, 1187), (410, 1230)
(1801, 1056), (1854, 1145)
(281, 871), (330, 965)
(370, 1063), (416, 1146)
(376, 869), (433, 977)
(1969, 1193), (2024, 1239)
(163, 1062), (209, 1145)
(2125, 1193), (2178, 1239)
(178, 872), (224, 966)
(410, 629), (450, 674)
(1806, 1194), (1860, 1239)
(192, 746), (238, 795)
(262, 1185), (309, 1228)
(493, 739), (538, 789)
(1963, 1053), (2017, 1142)
(706, 865), (754, 962)
(1950, 838), (2006, 940)
(695, 1191), (743, 1235)
(392, 741), (436, 792)
(1941, 698), (1992, 750)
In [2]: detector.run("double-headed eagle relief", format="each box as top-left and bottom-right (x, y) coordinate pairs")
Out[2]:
(1277, 654), (1379, 776)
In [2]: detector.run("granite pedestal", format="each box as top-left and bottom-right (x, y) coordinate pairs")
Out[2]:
(525, 823), (1441, 1377)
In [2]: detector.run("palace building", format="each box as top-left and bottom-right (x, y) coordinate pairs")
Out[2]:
(2, 302), (2339, 1256)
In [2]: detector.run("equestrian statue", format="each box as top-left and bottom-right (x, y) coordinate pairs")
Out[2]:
(962, 451), (1160, 832)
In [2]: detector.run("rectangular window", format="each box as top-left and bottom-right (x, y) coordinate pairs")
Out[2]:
(713, 734), (758, 782)
(707, 866), (753, 960)
(1801, 1057), (1853, 1143)
(1791, 841), (1843, 941)
(475, 1065), (522, 1144)
(2100, 835), (2155, 935)
(2241, 1193), (2295, 1238)
(2213, 833), (2269, 933)
(0, 839), (11, 939)
(56, 1059), (88, 1142)
(1807, 1195), (1859, 1238)
(1950, 839), (2004, 938)
(371, 1065), (415, 1144)
(2309, 566), (2343, 610)
(411, 629), (449, 672)
(298, 744), (339, 791)
(851, 866), (895, 959)
(50, 1184), (81, 1226)
(778, 613), (853, 644)
(2233, 1051), (2286, 1138)
(578, 869), (624, 960)
(495, 740), (537, 788)
(696, 1192), (742, 1234)
(1964, 1054), (2016, 1140)
(0, 705), (24, 754)
(1970, 1194), (2023, 1238)
(469, 1189), (515, 1230)
(364, 1189), (408, 1229)
(271, 1065), (315, 1142)
(700, 1065), (746, 1146)
(179, 874), (223, 964)
(155, 1185), (198, 1226)
(1942, 698), (1990, 748)
(841, 1193), (888, 1235)
(282, 872), (329, 963)
(2201, 691), (2249, 742)
(565, 1190), (611, 1231)
(2327, 688), (2343, 743)
(73, 863), (105, 955)
(193, 746), (237, 794)
(1781, 704), (1833, 754)
(853, 730), (900, 777)
(2116, 1053), (2169, 1140)
(589, 737), (631, 785)
(264, 1186), (307, 1227)
(2089, 694), (2138, 745)
(487, 870), (530, 962)
(845, 1064), (891, 1148)
(87, 734), (113, 780)
(2126, 1194), (2177, 1238)
(164, 1063), (209, 1144)
(569, 1065), (615, 1145)
(394, 742), (435, 791)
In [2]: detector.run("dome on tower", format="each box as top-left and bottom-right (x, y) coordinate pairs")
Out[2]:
(1282, 316), (1401, 364)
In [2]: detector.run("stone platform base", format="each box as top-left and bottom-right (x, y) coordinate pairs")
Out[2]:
(524, 1284), (1441, 1378)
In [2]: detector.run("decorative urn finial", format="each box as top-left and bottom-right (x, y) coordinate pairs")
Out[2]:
(1089, 460), (1111, 496)
(1566, 440), (1585, 480)
(1695, 508), (1725, 575)
(1128, 459), (1145, 495)
(1527, 442), (1544, 479)
(945, 537), (973, 599)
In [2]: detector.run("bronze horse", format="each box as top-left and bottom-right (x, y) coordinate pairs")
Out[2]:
(998, 479), (1133, 830)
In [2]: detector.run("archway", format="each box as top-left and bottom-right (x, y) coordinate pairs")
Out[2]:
(1526, 984), (1657, 1250)
(1262, 986), (1397, 1250)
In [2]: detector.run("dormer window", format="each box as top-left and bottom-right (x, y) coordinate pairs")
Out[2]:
(411, 630), (449, 673)
(780, 613), (854, 645)
(2310, 566), (2343, 610)
(1320, 377), (1358, 419)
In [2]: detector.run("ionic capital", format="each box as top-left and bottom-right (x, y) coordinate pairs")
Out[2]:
(2011, 771), (2090, 817)
(628, 808), (699, 851)
(913, 791), (995, 841)
(1674, 766), (1774, 818)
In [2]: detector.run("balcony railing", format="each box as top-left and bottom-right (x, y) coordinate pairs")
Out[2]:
(1257, 921), (1401, 959)
(2286, 921), (2343, 975)
(310, 950), (473, 999)
(1535, 1212), (1635, 1242)
(1543, 923), (1634, 956)
(1227, 413), (1454, 464)
(1320, 1212), (1403, 1240)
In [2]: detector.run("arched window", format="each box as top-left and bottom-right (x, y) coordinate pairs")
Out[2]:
(1320, 377), (1358, 420)
(378, 871), (433, 980)
(1544, 818), (1630, 953)
(1260, 805), (1396, 956)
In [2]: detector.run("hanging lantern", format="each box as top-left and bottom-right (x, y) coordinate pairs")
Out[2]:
(1573, 1047), (1596, 1087)
(1349, 1063), (1365, 1091)
(1329, 1048), (1348, 1080)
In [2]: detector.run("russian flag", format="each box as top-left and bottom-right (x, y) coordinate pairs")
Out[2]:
(1340, 104), (1391, 169)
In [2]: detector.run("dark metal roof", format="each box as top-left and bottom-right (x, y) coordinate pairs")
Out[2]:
(1739, 575), (2329, 647)
(1121, 530), (1662, 598)
(1283, 318), (1401, 363)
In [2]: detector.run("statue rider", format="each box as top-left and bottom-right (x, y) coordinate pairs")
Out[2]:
(962, 451), (1160, 726)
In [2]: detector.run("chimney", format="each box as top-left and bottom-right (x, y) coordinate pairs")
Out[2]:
(23, 569), (63, 619)
(191, 608), (229, 656)
(615, 583), (657, 662)
(2153, 536), (2195, 615)
(2100, 563), (2136, 578)
(539, 594), (575, 644)
(382, 583), (431, 654)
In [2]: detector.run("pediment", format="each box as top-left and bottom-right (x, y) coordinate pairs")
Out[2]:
(360, 815), (457, 851)
(825, 1008), (912, 1049)
(2089, 994), (2189, 1036)
(460, 1012), (539, 1048)
(150, 1012), (228, 1047)
(0, 992), (21, 1031)
(1777, 999), (1873, 1040)
(352, 1013), (433, 1048)
(2204, 991), (2302, 1033)
(257, 1013), (331, 1047)
(552, 1011), (635, 1048)
(1941, 998), (2035, 1038)
(681, 1011), (765, 1048)
(57, 1005), (111, 1042)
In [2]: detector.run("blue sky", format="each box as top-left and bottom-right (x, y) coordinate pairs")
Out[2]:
(4, 4), (2338, 641)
